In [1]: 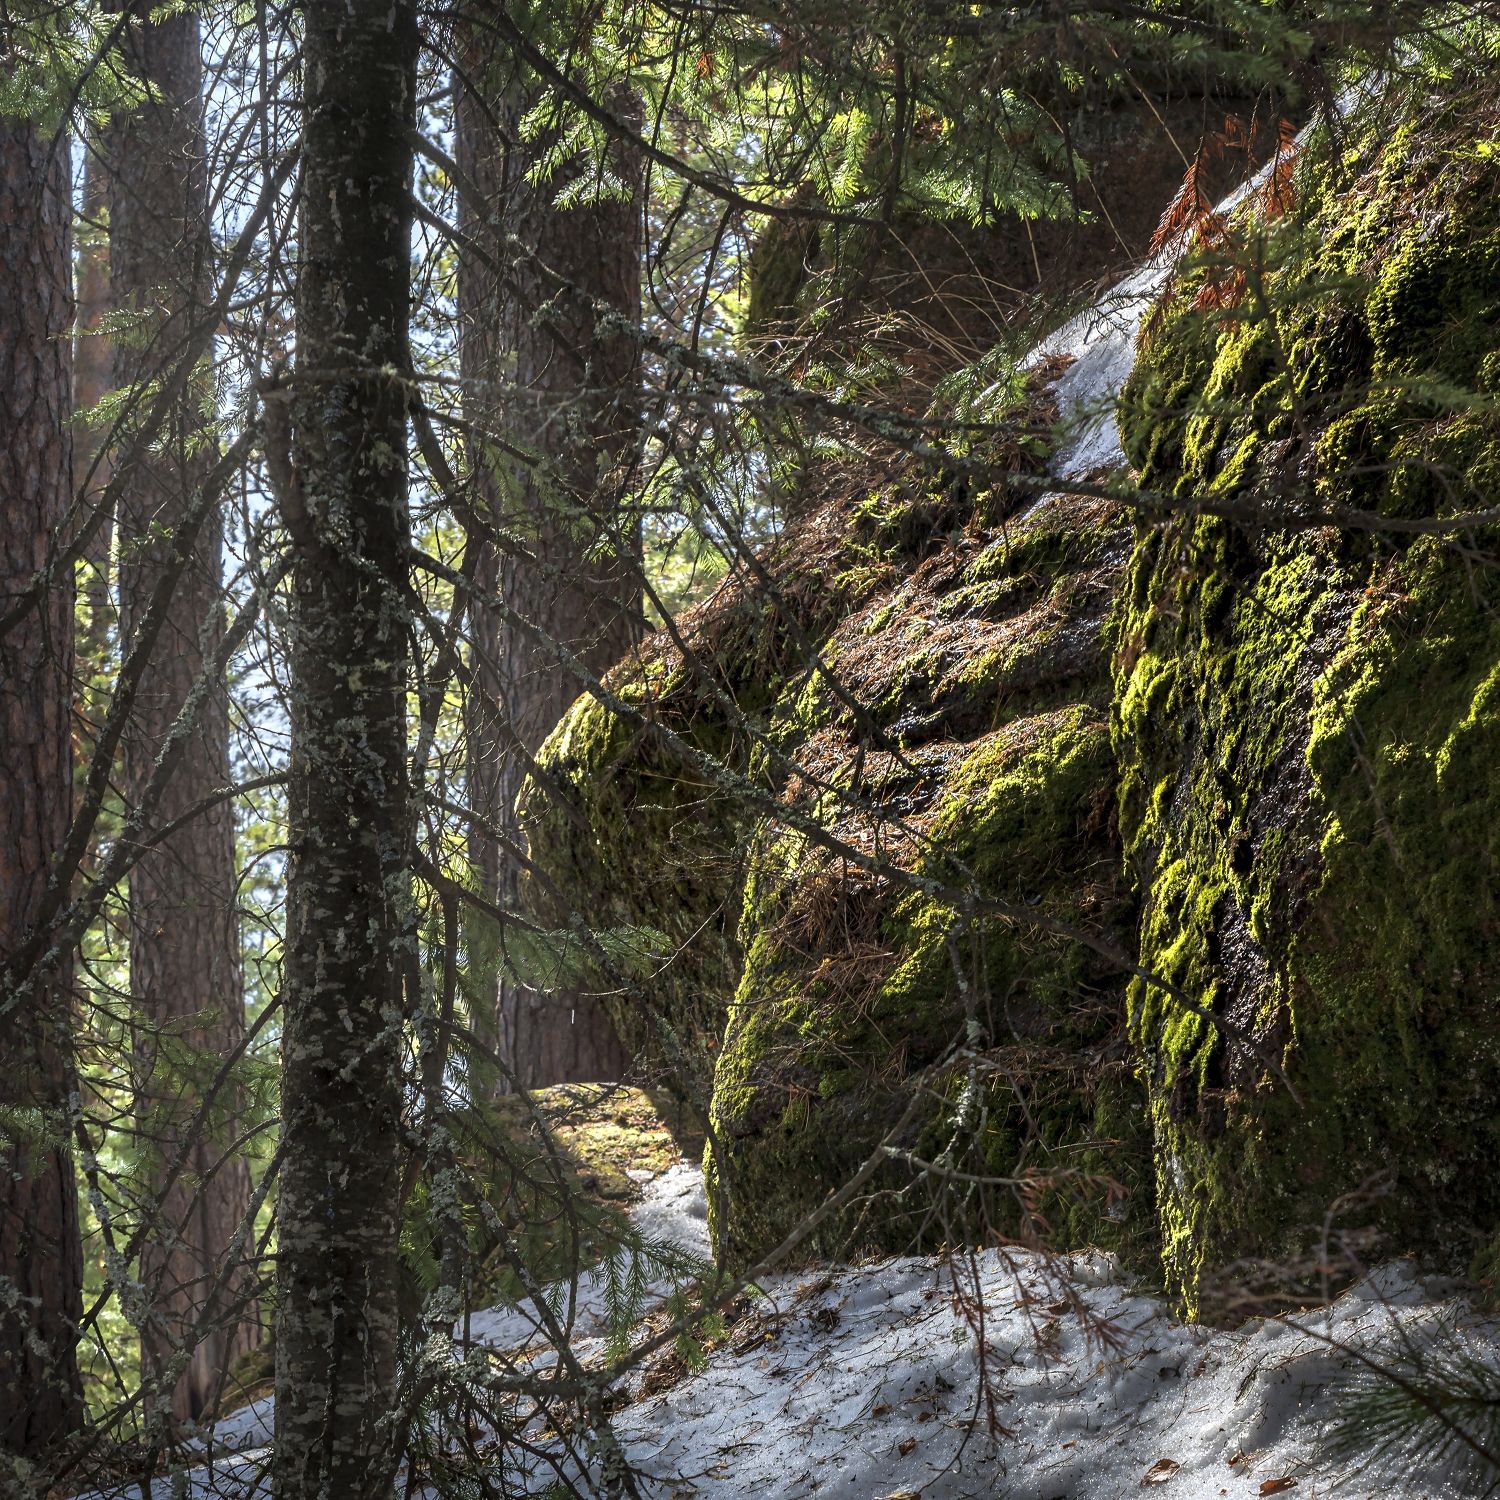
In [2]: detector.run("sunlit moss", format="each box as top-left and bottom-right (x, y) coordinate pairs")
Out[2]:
(1114, 77), (1500, 1311)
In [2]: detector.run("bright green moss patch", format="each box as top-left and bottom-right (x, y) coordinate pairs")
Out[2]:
(1113, 74), (1500, 1313)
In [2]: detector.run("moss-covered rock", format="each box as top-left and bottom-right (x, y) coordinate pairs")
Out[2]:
(522, 403), (1157, 1266)
(515, 491), (880, 1102)
(708, 699), (1148, 1264)
(1114, 74), (1500, 1313)
(525, 70), (1500, 1297)
(702, 485), (1152, 1265)
(516, 668), (745, 1102)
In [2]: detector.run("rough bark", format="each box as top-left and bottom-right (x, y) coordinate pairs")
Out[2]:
(0, 118), (85, 1463)
(74, 142), (113, 678)
(458, 42), (641, 1090)
(272, 2), (418, 1495)
(105, 3), (261, 1423)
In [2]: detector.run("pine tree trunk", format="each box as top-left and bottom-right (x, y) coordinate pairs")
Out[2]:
(0, 117), (85, 1464)
(458, 48), (640, 1090)
(272, 3), (418, 1494)
(105, 4), (261, 1423)
(74, 144), (113, 677)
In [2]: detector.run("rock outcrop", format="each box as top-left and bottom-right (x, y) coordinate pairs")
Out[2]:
(1116, 72), (1500, 1309)
(521, 69), (1500, 1307)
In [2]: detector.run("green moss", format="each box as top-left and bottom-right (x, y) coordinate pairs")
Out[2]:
(744, 199), (822, 343)
(964, 496), (1124, 588)
(1113, 80), (1500, 1312)
(709, 701), (1149, 1266)
(521, 448), (1153, 1267)
(516, 668), (751, 1098)
(1299, 540), (1500, 1227)
(516, 491), (891, 1094)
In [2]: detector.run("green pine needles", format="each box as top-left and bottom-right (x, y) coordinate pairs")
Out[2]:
(1327, 1310), (1500, 1492)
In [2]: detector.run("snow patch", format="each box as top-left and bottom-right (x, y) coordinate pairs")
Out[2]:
(1029, 137), (1285, 490)
(539, 1243), (1496, 1499)
(71, 1164), (1500, 1499)
(458, 1160), (711, 1353)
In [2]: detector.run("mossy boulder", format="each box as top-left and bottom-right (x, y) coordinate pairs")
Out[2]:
(707, 492), (1152, 1265)
(525, 72), (1500, 1296)
(522, 413), (1156, 1266)
(516, 472), (905, 1103)
(1114, 75), (1500, 1312)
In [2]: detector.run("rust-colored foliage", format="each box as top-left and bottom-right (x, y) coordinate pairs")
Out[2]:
(1142, 115), (1299, 338)
(1259, 116), (1301, 222)
(1147, 127), (1228, 259)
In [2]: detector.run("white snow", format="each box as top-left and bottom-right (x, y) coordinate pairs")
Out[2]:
(629, 1158), (712, 1258)
(1033, 258), (1172, 482)
(69, 1162), (1500, 1500)
(1029, 127), (1294, 489)
(579, 1244), (1497, 1500)
(67, 1165), (712, 1500)
(459, 1159), (711, 1352)
(189, 1392), (275, 1455)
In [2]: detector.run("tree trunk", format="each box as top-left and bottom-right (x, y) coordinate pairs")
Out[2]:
(0, 117), (85, 1464)
(74, 143), (113, 679)
(105, 4), (261, 1423)
(457, 43), (641, 1090)
(272, 2), (418, 1495)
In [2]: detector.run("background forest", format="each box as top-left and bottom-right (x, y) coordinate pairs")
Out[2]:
(7, 2), (1500, 1497)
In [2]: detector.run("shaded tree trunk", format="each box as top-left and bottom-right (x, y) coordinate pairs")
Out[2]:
(74, 143), (113, 680)
(458, 42), (641, 1090)
(272, 2), (418, 1494)
(0, 118), (85, 1464)
(105, 3), (261, 1423)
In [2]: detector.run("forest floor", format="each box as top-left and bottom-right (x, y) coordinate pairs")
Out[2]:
(69, 1088), (1499, 1499)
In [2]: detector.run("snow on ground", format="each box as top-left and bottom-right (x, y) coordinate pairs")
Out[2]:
(67, 1164), (712, 1500)
(1029, 121), (1298, 488)
(457, 1159), (712, 1355)
(71, 1161), (1500, 1499)
(587, 1240), (1497, 1500)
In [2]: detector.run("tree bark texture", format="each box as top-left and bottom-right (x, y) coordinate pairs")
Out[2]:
(272, 3), (418, 1495)
(0, 118), (86, 1462)
(458, 41), (641, 1090)
(74, 142), (113, 678)
(106, 4), (261, 1423)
